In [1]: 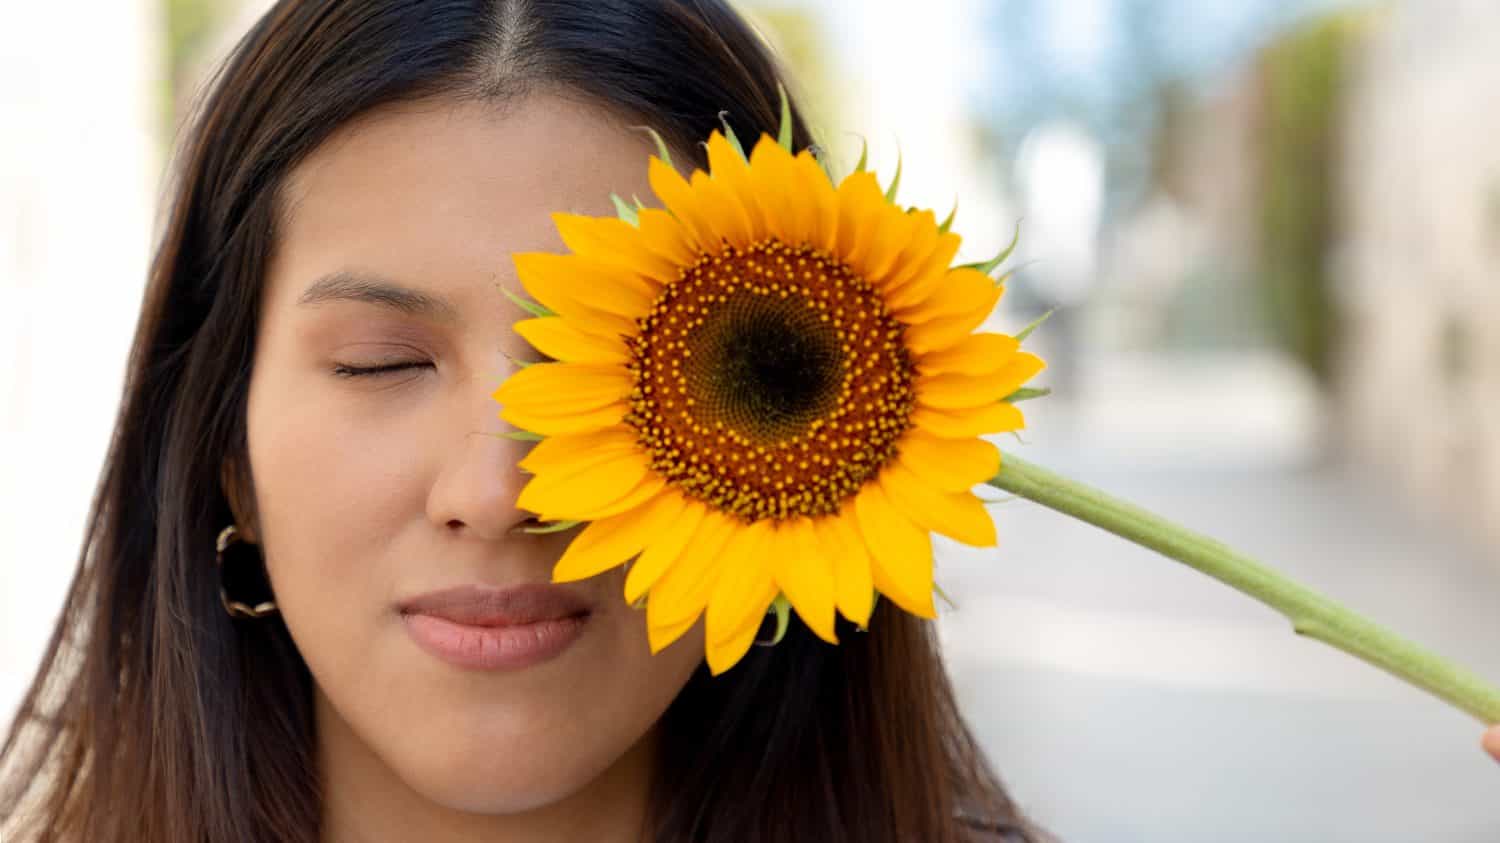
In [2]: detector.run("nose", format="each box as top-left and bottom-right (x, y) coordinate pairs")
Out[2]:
(425, 371), (535, 542)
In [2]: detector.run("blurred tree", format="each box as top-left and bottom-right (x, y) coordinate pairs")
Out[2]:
(1255, 11), (1371, 385)
(160, 0), (234, 141)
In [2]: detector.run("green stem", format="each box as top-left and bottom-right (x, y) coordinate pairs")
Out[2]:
(987, 449), (1500, 724)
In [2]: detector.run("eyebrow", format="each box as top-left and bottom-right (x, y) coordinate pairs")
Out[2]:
(297, 270), (461, 323)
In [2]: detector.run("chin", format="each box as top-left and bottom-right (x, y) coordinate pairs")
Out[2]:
(390, 708), (624, 816)
(396, 731), (618, 815)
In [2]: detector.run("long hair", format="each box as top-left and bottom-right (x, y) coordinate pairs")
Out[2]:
(0, 2), (1053, 840)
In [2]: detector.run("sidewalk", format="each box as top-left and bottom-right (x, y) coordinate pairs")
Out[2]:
(935, 349), (1500, 842)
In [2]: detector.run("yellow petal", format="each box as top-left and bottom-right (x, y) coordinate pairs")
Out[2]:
(894, 268), (997, 325)
(705, 609), (762, 674)
(903, 284), (1003, 355)
(883, 231), (962, 306)
(879, 210), (940, 290)
(917, 368), (1037, 410)
(916, 333), (1022, 377)
(517, 449), (651, 518)
(864, 208), (930, 286)
(747, 135), (801, 244)
(514, 317), (630, 366)
(512, 252), (651, 329)
(635, 207), (698, 270)
(704, 519), (777, 649)
(625, 499), (709, 603)
(689, 169), (752, 251)
(916, 352), (1045, 410)
(648, 156), (717, 252)
(792, 150), (839, 251)
(491, 362), (632, 413)
(551, 213), (680, 286)
(860, 206), (918, 284)
(989, 351), (1047, 396)
(895, 428), (1000, 491)
(706, 131), (767, 238)
(833, 171), (884, 265)
(772, 517), (838, 644)
(706, 130), (750, 180)
(552, 491), (687, 582)
(852, 483), (936, 619)
(647, 509), (737, 628)
(517, 427), (639, 475)
(497, 402), (628, 436)
(558, 471), (667, 522)
(648, 611), (700, 654)
(814, 512), (874, 629)
(910, 402), (1026, 438)
(878, 462), (997, 548)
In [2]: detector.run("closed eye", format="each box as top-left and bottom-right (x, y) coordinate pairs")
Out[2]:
(332, 361), (434, 378)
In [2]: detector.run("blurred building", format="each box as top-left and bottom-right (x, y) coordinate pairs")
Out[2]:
(1333, 0), (1500, 554)
(0, 0), (164, 729)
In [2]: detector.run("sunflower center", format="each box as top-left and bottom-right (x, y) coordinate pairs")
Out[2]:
(625, 238), (916, 523)
(686, 288), (842, 444)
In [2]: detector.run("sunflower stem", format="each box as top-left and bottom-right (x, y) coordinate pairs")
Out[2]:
(986, 449), (1500, 725)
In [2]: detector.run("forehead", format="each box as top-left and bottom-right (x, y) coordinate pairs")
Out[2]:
(265, 92), (656, 317)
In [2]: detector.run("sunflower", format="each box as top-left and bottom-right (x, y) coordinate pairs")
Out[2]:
(492, 119), (1045, 675)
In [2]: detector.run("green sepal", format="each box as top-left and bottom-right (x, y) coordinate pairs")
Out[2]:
(776, 83), (794, 152)
(883, 144), (903, 204)
(636, 125), (673, 168)
(631, 590), (648, 610)
(611, 193), (640, 226)
(934, 582), (958, 611)
(522, 519), (584, 535)
(500, 350), (535, 370)
(810, 142), (838, 183)
(1002, 386), (1051, 404)
(632, 194), (647, 210)
(1015, 308), (1054, 342)
(1008, 430), (1027, 444)
(500, 430), (545, 442)
(956, 220), (1022, 275)
(716, 110), (748, 163)
(938, 198), (959, 233)
(497, 281), (556, 318)
(503, 346), (547, 370)
(854, 136), (869, 173)
(757, 594), (792, 646)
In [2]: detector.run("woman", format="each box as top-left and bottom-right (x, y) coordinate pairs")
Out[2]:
(0, 1), (1057, 840)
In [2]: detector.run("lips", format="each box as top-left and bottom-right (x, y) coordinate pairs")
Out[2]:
(399, 584), (594, 671)
(398, 583), (593, 627)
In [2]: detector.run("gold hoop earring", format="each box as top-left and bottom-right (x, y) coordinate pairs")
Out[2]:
(216, 525), (279, 619)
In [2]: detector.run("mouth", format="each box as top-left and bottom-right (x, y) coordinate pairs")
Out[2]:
(399, 583), (592, 671)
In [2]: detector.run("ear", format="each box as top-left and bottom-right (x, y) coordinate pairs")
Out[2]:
(220, 452), (261, 544)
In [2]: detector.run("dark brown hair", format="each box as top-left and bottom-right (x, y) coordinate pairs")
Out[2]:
(0, 2), (1054, 840)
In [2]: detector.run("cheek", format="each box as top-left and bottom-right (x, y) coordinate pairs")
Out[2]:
(246, 369), (429, 581)
(242, 365), (429, 692)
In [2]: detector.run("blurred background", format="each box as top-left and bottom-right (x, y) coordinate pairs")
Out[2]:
(3, 0), (1500, 840)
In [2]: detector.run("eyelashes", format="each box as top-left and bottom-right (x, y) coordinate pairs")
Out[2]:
(330, 354), (550, 379)
(331, 360), (434, 378)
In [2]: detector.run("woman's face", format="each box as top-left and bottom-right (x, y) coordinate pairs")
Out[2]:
(239, 93), (704, 818)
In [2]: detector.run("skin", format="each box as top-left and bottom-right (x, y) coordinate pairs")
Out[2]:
(1486, 725), (1500, 764)
(226, 92), (705, 842)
